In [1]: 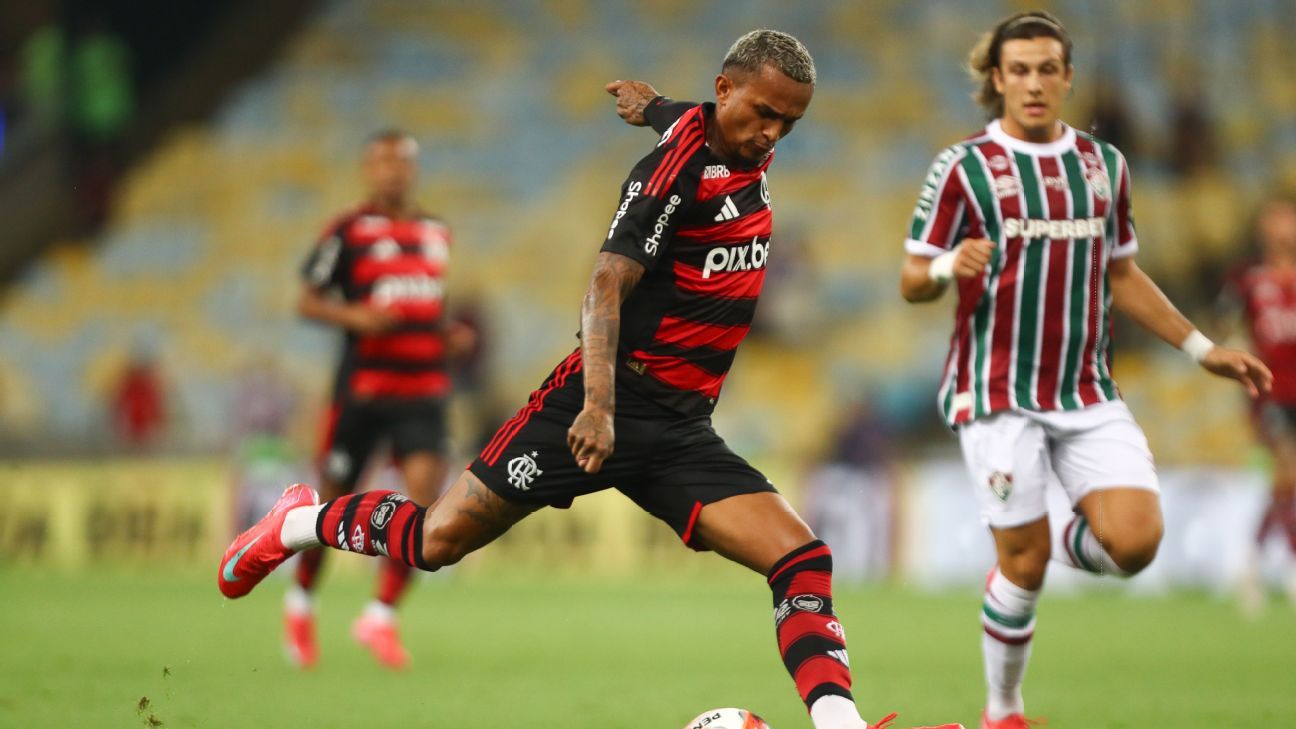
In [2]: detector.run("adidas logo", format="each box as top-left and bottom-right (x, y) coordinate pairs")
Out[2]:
(828, 649), (850, 667)
(713, 195), (739, 222)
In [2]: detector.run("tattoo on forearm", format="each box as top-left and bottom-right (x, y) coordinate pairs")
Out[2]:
(581, 253), (645, 411)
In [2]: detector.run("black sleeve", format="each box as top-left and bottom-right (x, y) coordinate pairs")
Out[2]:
(643, 96), (696, 135)
(600, 131), (700, 271)
(300, 224), (346, 291)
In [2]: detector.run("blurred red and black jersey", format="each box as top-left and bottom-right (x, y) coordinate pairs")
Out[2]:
(300, 205), (452, 401)
(1225, 263), (1296, 405)
(599, 98), (774, 416)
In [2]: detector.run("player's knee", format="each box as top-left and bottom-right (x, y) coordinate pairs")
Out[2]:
(419, 523), (469, 570)
(1105, 521), (1163, 575)
(998, 542), (1050, 590)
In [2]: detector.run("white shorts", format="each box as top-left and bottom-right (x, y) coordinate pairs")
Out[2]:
(957, 400), (1159, 528)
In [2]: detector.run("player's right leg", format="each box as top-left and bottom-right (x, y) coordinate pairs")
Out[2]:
(219, 469), (532, 600)
(957, 412), (1052, 729)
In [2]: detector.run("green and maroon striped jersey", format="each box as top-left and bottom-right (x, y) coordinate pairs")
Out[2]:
(905, 120), (1138, 427)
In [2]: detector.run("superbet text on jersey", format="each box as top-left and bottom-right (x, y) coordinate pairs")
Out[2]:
(301, 207), (453, 400)
(599, 98), (775, 416)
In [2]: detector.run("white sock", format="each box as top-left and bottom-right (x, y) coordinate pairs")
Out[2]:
(982, 568), (1040, 721)
(362, 600), (397, 624)
(1056, 514), (1129, 577)
(809, 694), (868, 729)
(280, 504), (325, 551)
(284, 585), (314, 615)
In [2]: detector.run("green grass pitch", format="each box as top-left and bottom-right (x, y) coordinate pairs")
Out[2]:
(1, 567), (1293, 728)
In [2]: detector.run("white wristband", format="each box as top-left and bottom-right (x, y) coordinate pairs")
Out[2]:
(928, 247), (958, 284)
(1179, 330), (1214, 363)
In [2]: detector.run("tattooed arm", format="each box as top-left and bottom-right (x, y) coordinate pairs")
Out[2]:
(567, 251), (646, 473)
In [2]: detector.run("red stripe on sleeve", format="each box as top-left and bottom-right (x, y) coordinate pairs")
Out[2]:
(647, 125), (704, 197)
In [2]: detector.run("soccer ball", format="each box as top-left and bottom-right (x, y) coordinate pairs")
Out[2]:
(682, 708), (771, 729)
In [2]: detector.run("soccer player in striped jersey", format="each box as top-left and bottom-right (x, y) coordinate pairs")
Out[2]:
(289, 130), (475, 669)
(898, 11), (1271, 729)
(221, 31), (959, 729)
(1220, 196), (1296, 614)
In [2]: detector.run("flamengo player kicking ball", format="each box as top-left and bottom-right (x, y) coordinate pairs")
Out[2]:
(220, 29), (960, 729)
(898, 11), (1271, 729)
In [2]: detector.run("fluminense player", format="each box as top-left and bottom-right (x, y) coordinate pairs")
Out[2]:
(897, 11), (1270, 728)
(221, 30), (960, 729)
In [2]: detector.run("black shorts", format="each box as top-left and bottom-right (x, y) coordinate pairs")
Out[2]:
(1257, 400), (1296, 444)
(468, 352), (776, 548)
(321, 397), (449, 489)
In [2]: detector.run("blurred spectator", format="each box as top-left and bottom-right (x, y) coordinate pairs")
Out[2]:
(109, 346), (167, 450)
(1167, 86), (1219, 178)
(801, 399), (898, 582)
(750, 224), (824, 345)
(17, 9), (66, 130)
(68, 12), (134, 231)
(1087, 77), (1137, 159)
(228, 356), (307, 532)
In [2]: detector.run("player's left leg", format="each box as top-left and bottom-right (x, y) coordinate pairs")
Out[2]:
(1046, 401), (1163, 578)
(623, 420), (959, 729)
(692, 495), (958, 729)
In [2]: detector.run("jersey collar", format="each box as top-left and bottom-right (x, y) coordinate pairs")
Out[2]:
(986, 118), (1075, 156)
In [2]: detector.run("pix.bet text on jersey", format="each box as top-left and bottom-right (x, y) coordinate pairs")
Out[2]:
(301, 206), (453, 401)
(599, 97), (775, 416)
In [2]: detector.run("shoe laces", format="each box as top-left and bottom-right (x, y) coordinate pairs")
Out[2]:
(872, 712), (898, 729)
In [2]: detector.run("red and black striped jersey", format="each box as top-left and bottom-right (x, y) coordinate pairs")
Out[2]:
(600, 98), (774, 416)
(1223, 263), (1296, 405)
(300, 204), (453, 401)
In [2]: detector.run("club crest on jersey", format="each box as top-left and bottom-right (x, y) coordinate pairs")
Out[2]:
(986, 154), (1011, 172)
(993, 175), (1022, 199)
(1087, 168), (1111, 199)
(507, 451), (543, 491)
(988, 471), (1013, 501)
(760, 172), (771, 205)
(702, 236), (769, 279)
(1080, 151), (1103, 170)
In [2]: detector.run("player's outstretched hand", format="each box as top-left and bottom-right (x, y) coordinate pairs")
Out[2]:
(567, 404), (615, 474)
(605, 80), (660, 127)
(1201, 346), (1273, 398)
(953, 238), (996, 279)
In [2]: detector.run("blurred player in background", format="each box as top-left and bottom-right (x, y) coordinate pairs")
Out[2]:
(291, 129), (474, 669)
(897, 11), (1271, 728)
(223, 31), (960, 729)
(1220, 196), (1296, 614)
